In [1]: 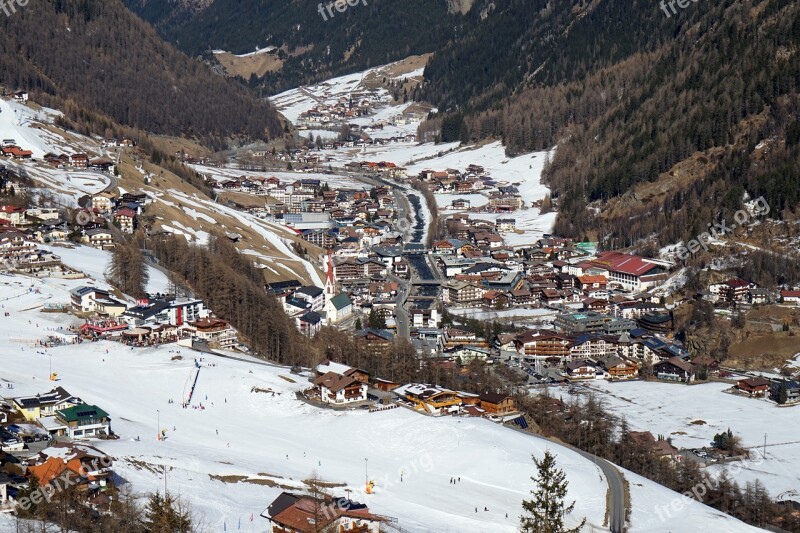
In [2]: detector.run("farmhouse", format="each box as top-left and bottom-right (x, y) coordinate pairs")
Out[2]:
(736, 377), (771, 397)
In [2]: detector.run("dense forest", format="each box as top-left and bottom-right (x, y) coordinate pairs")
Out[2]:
(125, 0), (462, 92)
(418, 0), (800, 248)
(0, 0), (284, 144)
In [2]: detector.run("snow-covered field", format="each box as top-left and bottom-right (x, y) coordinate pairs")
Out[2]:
(579, 380), (800, 499)
(0, 268), (764, 532)
(0, 97), (111, 203)
(192, 164), (368, 191)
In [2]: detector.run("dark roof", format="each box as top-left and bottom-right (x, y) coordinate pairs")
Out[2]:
(295, 286), (323, 298)
(479, 392), (511, 404)
(299, 311), (322, 325)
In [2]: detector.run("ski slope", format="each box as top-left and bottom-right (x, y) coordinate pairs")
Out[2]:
(0, 276), (765, 533)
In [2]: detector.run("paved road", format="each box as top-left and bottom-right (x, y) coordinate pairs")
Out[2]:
(388, 273), (411, 339)
(571, 447), (626, 533)
(510, 426), (627, 532)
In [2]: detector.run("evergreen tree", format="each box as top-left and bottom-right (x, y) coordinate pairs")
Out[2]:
(142, 491), (192, 533)
(521, 450), (586, 533)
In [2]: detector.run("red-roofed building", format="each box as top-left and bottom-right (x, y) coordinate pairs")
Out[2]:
(780, 290), (800, 305)
(590, 252), (672, 291)
(262, 492), (387, 532)
(0, 205), (26, 226)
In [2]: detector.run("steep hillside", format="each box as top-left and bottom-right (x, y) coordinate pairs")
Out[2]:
(125, 0), (462, 91)
(0, 0), (284, 144)
(419, 0), (800, 251)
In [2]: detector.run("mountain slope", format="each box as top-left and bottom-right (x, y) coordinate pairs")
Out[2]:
(125, 0), (462, 91)
(0, 0), (284, 143)
(419, 0), (800, 250)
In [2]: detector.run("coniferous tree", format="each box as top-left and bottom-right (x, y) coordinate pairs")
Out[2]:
(521, 450), (586, 533)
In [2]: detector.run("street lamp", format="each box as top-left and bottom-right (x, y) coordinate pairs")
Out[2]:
(364, 458), (369, 486)
(157, 410), (160, 441)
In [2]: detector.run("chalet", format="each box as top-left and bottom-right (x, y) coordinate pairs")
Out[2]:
(395, 383), (462, 415)
(13, 387), (82, 421)
(653, 357), (696, 382)
(0, 205), (26, 226)
(187, 317), (237, 349)
(443, 281), (484, 307)
(13, 91), (28, 102)
(495, 218), (516, 233)
(70, 286), (113, 313)
(27, 443), (113, 492)
(628, 431), (678, 459)
(81, 228), (114, 250)
(780, 290), (800, 305)
(736, 377), (771, 397)
(50, 403), (111, 439)
(313, 372), (368, 405)
(261, 492), (385, 533)
(1, 146), (32, 159)
(91, 192), (116, 213)
(89, 158), (114, 171)
(0, 230), (36, 258)
(70, 153), (89, 169)
(565, 360), (599, 380)
(479, 392), (516, 415)
(354, 328), (394, 357)
(515, 331), (572, 362)
(596, 354), (638, 380)
(113, 207), (136, 233)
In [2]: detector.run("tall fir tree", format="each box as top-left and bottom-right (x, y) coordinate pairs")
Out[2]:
(521, 450), (586, 533)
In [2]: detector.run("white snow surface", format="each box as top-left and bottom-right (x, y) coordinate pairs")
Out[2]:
(579, 380), (800, 499)
(0, 278), (765, 532)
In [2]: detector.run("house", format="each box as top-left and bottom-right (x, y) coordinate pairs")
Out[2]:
(262, 492), (385, 533)
(13, 91), (29, 102)
(297, 311), (322, 337)
(479, 392), (516, 415)
(354, 328), (394, 357)
(653, 357), (696, 382)
(596, 354), (639, 380)
(50, 403), (111, 439)
(565, 360), (599, 380)
(13, 387), (82, 421)
(628, 431), (678, 459)
(70, 154), (89, 169)
(0, 205), (26, 226)
(780, 290), (800, 305)
(81, 228), (114, 250)
(395, 383), (462, 415)
(113, 208), (136, 233)
(313, 372), (369, 405)
(70, 286), (113, 313)
(27, 442), (113, 491)
(294, 286), (325, 312)
(187, 317), (237, 349)
(736, 377), (771, 397)
(771, 380), (800, 404)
